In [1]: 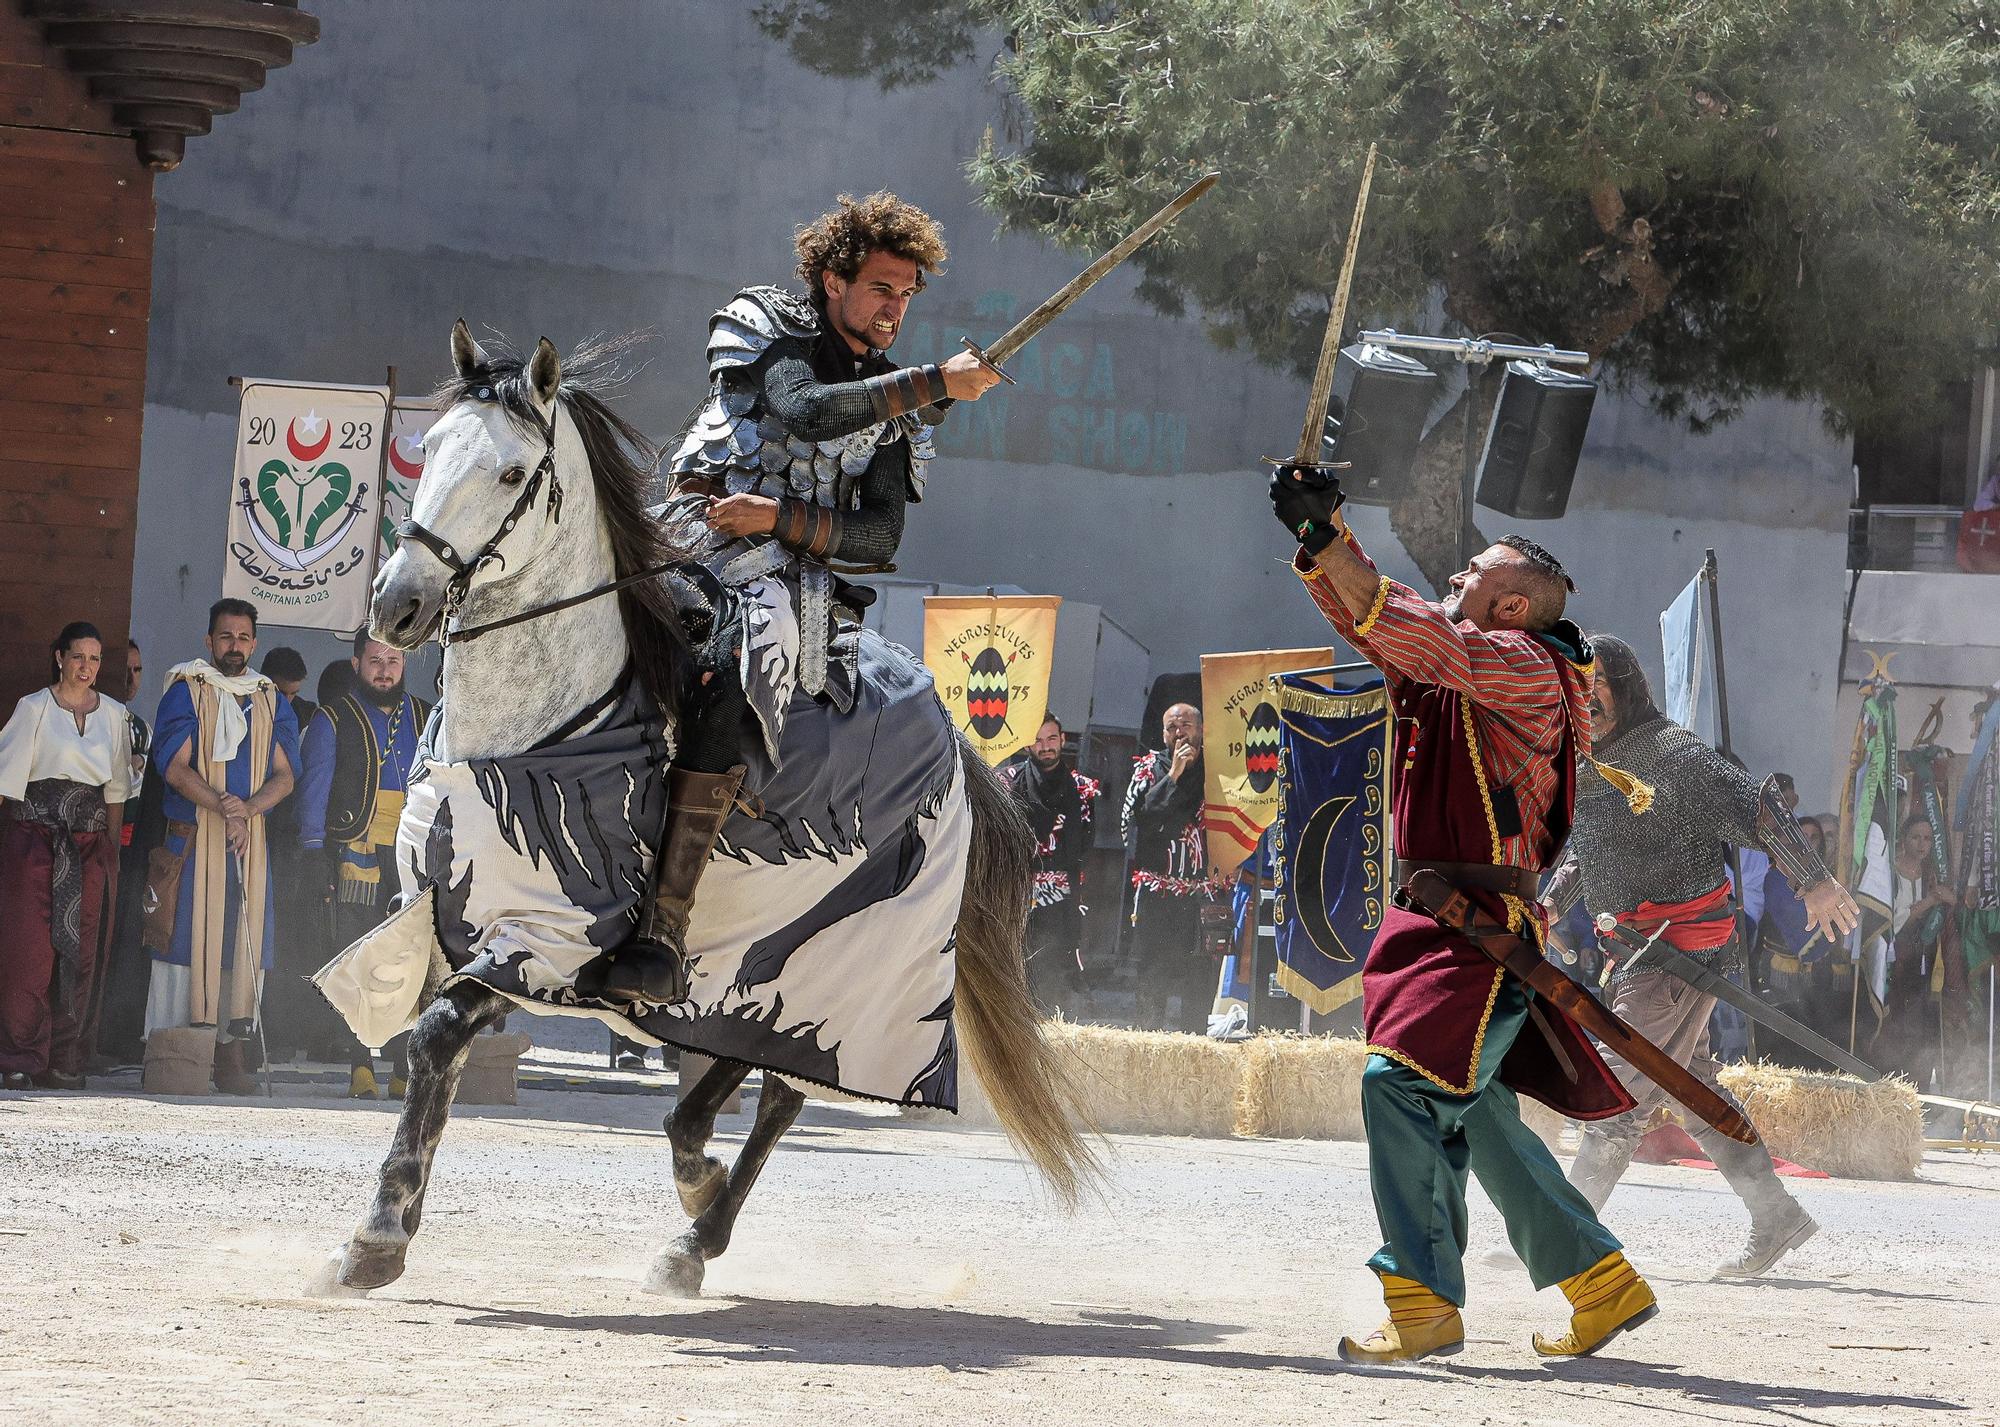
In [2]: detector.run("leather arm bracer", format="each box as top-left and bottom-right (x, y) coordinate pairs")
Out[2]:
(863, 364), (946, 421)
(1754, 775), (1835, 893)
(774, 498), (840, 561)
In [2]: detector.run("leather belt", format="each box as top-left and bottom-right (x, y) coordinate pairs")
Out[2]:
(1393, 859), (1539, 900)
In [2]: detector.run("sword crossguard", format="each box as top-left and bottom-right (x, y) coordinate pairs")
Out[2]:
(958, 338), (1017, 386)
(1260, 456), (1353, 472)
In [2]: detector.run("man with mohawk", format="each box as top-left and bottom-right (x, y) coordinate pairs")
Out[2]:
(1270, 462), (1656, 1364)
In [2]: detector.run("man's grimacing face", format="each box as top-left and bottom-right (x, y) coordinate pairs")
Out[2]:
(822, 250), (920, 354)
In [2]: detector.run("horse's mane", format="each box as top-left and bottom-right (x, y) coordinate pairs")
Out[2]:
(436, 333), (693, 723)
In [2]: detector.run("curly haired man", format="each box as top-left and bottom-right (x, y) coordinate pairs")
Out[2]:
(592, 193), (1002, 1003)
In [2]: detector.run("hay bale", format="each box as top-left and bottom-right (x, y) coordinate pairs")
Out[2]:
(1717, 1063), (1921, 1180)
(1234, 1034), (1370, 1139)
(952, 1021), (1243, 1138)
(142, 1027), (215, 1096)
(457, 1031), (531, 1106)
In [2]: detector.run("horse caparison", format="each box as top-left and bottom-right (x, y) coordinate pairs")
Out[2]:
(339, 327), (1098, 1300)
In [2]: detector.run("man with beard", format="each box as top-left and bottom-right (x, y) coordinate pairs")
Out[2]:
(1122, 703), (1224, 1032)
(296, 633), (433, 1096)
(591, 190), (1003, 1003)
(145, 599), (299, 1093)
(1000, 714), (1101, 1017)
(1542, 635), (1859, 1276)
(1270, 464), (1653, 1363)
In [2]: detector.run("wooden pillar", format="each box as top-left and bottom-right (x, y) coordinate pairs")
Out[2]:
(0, 4), (156, 704)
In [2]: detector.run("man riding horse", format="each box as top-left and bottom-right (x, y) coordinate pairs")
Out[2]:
(594, 190), (1002, 1005)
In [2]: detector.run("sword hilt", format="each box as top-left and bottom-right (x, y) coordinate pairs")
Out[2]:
(958, 338), (1017, 386)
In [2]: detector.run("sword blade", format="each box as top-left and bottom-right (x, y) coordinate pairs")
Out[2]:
(1604, 919), (1882, 1081)
(1293, 143), (1379, 466)
(981, 173), (1220, 368)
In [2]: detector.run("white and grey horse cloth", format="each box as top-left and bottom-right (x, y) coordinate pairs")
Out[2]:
(391, 632), (967, 1109)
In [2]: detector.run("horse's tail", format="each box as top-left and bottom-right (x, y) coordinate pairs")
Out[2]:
(952, 739), (1101, 1207)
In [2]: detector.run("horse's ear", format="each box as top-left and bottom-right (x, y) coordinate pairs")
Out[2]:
(451, 319), (486, 378)
(529, 337), (561, 407)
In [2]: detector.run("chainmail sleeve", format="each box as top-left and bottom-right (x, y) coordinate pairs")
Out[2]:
(753, 340), (883, 442)
(1662, 735), (1763, 852)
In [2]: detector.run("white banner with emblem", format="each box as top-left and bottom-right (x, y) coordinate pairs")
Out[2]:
(377, 400), (437, 567)
(222, 379), (390, 632)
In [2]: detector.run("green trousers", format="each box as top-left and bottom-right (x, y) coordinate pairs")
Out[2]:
(1362, 978), (1621, 1306)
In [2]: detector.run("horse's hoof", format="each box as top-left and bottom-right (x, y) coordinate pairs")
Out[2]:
(306, 1249), (372, 1299)
(643, 1248), (705, 1298)
(675, 1158), (727, 1219)
(338, 1236), (409, 1290)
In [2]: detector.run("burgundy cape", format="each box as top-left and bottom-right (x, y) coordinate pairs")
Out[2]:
(1362, 651), (1635, 1121)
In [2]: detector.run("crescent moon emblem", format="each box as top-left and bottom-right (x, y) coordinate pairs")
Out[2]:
(287, 413), (332, 462)
(388, 434), (425, 481)
(1292, 794), (1359, 965)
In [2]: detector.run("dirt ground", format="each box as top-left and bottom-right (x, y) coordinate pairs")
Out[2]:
(1, 1078), (1994, 1427)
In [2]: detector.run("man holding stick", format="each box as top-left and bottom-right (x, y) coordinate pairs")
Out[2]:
(1272, 465), (1661, 1362)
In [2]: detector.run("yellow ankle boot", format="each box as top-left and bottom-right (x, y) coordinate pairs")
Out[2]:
(1532, 1251), (1658, 1357)
(1338, 1272), (1464, 1364)
(348, 1064), (378, 1100)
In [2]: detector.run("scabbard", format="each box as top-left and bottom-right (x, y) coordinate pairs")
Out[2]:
(1399, 871), (1760, 1145)
(1600, 918), (1883, 1083)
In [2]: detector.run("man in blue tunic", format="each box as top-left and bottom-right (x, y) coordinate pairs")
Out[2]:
(143, 599), (299, 1094)
(298, 632), (430, 1097)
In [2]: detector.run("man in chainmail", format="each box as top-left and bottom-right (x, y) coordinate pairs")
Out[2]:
(1543, 634), (1861, 1277)
(591, 192), (1003, 1003)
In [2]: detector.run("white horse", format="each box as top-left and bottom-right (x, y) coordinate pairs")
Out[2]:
(337, 323), (1092, 1296)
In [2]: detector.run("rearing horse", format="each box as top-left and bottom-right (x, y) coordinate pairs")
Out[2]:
(337, 324), (1092, 1297)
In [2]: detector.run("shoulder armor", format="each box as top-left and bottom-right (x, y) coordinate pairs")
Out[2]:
(706, 286), (820, 374)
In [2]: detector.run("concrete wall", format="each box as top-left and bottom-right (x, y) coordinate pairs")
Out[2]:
(131, 1), (1852, 778)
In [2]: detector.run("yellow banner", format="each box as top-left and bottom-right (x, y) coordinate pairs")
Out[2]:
(1200, 647), (1333, 873)
(923, 595), (1062, 765)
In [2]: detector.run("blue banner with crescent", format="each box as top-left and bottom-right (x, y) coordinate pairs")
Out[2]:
(1268, 672), (1390, 1014)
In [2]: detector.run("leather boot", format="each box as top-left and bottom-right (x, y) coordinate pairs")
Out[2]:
(1701, 1127), (1819, 1278)
(211, 1035), (258, 1096)
(1532, 1251), (1658, 1357)
(1338, 1272), (1465, 1364)
(1568, 1120), (1640, 1213)
(595, 766), (747, 1005)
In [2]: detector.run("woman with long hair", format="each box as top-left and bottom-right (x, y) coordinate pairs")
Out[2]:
(0, 622), (135, 1089)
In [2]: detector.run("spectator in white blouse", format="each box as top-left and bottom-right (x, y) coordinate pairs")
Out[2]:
(0, 622), (135, 1090)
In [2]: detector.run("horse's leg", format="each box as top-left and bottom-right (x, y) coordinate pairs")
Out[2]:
(666, 1054), (752, 1218)
(647, 1072), (807, 1297)
(338, 980), (509, 1289)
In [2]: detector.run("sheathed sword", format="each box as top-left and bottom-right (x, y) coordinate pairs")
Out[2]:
(1595, 914), (1882, 1082)
(1397, 870), (1760, 1144)
(960, 172), (1220, 383)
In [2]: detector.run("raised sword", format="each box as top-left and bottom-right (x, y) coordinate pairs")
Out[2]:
(959, 172), (1220, 383)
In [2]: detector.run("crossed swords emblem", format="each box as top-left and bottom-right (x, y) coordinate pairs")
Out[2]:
(236, 475), (371, 573)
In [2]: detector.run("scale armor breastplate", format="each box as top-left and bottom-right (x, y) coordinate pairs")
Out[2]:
(669, 287), (935, 539)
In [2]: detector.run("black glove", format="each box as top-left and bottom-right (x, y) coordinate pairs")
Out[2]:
(1269, 463), (1347, 554)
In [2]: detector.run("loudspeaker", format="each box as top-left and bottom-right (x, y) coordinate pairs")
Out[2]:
(1473, 361), (1597, 520)
(1323, 343), (1438, 506)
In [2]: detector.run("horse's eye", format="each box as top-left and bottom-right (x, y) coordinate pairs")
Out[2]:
(499, 465), (526, 486)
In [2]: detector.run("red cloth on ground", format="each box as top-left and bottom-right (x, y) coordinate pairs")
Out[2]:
(0, 819), (118, 1076)
(1631, 1122), (1829, 1178)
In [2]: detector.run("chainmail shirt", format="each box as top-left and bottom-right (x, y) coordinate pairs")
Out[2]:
(1564, 713), (1761, 921)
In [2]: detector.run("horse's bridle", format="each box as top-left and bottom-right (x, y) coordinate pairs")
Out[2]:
(394, 391), (564, 645)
